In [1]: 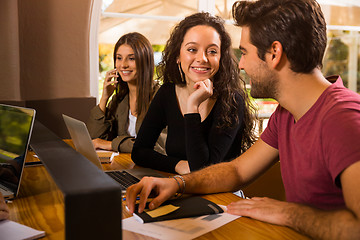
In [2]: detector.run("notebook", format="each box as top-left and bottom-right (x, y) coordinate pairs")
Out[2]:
(133, 196), (224, 223)
(0, 104), (36, 199)
(62, 114), (164, 193)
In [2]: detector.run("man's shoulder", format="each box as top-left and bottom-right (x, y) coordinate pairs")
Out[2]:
(327, 75), (360, 102)
(325, 85), (360, 112)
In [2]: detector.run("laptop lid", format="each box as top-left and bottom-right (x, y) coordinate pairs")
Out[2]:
(0, 104), (36, 199)
(62, 114), (165, 182)
(62, 114), (103, 170)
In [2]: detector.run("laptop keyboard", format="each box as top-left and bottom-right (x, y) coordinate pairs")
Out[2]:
(106, 171), (140, 189)
(0, 184), (12, 196)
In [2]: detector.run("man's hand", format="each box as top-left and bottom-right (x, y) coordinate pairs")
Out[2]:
(227, 197), (291, 226)
(227, 196), (360, 239)
(126, 177), (179, 214)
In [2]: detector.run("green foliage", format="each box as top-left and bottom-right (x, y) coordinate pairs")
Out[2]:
(0, 107), (32, 161)
(323, 31), (350, 88)
(152, 45), (165, 52)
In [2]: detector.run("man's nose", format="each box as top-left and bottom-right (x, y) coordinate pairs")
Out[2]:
(238, 57), (244, 70)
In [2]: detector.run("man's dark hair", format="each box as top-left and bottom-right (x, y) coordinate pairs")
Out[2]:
(232, 0), (327, 73)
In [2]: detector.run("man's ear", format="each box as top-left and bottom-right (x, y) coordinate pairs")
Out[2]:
(269, 41), (283, 69)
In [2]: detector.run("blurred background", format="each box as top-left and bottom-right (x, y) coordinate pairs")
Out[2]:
(98, 0), (360, 133)
(1, 0), (359, 137)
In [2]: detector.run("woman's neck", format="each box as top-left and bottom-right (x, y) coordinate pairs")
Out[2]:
(127, 82), (137, 116)
(184, 80), (196, 95)
(127, 82), (137, 98)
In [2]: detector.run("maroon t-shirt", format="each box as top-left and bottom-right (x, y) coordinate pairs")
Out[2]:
(261, 76), (360, 210)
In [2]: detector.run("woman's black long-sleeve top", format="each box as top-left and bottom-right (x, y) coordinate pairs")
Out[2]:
(131, 83), (245, 173)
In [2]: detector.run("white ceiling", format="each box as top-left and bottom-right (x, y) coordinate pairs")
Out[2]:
(99, 0), (360, 45)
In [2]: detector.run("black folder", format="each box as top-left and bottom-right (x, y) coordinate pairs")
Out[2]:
(133, 196), (224, 223)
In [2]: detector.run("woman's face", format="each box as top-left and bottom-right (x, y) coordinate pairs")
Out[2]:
(178, 25), (221, 84)
(115, 44), (137, 84)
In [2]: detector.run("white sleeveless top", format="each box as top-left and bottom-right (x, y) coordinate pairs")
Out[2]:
(127, 109), (137, 138)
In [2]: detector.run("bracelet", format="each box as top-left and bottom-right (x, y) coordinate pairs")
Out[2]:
(173, 175), (186, 198)
(171, 176), (182, 198)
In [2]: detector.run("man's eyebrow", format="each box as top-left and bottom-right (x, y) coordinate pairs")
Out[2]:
(239, 46), (246, 52)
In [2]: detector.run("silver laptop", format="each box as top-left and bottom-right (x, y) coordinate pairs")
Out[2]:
(0, 104), (36, 199)
(62, 114), (164, 193)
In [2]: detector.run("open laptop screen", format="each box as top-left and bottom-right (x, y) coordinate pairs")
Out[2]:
(0, 104), (35, 197)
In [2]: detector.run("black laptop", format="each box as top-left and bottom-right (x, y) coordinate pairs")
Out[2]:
(0, 104), (36, 199)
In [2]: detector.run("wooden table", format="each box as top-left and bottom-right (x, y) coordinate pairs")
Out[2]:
(8, 149), (309, 240)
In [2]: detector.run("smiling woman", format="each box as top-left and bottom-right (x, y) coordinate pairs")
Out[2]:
(86, 32), (166, 154)
(131, 12), (257, 174)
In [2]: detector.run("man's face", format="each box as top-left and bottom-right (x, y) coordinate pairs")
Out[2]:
(238, 27), (279, 99)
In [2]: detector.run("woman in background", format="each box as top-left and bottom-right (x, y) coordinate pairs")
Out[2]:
(132, 12), (256, 174)
(87, 32), (165, 153)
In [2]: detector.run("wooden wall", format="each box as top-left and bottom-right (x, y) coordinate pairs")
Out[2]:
(0, 0), (96, 138)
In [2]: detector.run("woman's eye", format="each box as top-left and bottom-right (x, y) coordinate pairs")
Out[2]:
(208, 49), (218, 55)
(116, 56), (122, 60)
(129, 57), (136, 61)
(187, 48), (196, 53)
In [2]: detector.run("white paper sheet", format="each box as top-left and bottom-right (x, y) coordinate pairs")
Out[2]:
(0, 220), (45, 240)
(122, 205), (240, 240)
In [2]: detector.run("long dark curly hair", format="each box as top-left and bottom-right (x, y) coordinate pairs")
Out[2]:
(109, 32), (156, 120)
(157, 12), (257, 152)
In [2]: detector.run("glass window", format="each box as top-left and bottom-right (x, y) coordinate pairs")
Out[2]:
(97, 0), (360, 99)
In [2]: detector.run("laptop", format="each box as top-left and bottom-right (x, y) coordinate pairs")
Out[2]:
(62, 114), (164, 193)
(0, 104), (36, 199)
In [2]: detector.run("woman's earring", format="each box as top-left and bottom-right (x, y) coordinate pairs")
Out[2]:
(177, 63), (185, 83)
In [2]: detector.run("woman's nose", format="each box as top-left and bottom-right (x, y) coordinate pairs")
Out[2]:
(195, 50), (208, 63)
(120, 59), (129, 68)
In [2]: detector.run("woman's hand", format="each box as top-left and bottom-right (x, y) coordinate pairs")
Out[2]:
(92, 138), (112, 151)
(99, 69), (118, 112)
(187, 79), (213, 113)
(175, 160), (190, 175)
(102, 69), (119, 99)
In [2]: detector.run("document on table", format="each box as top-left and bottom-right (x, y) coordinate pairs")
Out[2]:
(0, 220), (45, 240)
(122, 205), (240, 240)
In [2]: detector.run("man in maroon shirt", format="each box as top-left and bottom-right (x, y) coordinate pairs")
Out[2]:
(126, 0), (360, 239)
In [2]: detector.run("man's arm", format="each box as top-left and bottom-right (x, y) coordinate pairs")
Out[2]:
(126, 139), (279, 213)
(184, 139), (279, 194)
(227, 161), (360, 239)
